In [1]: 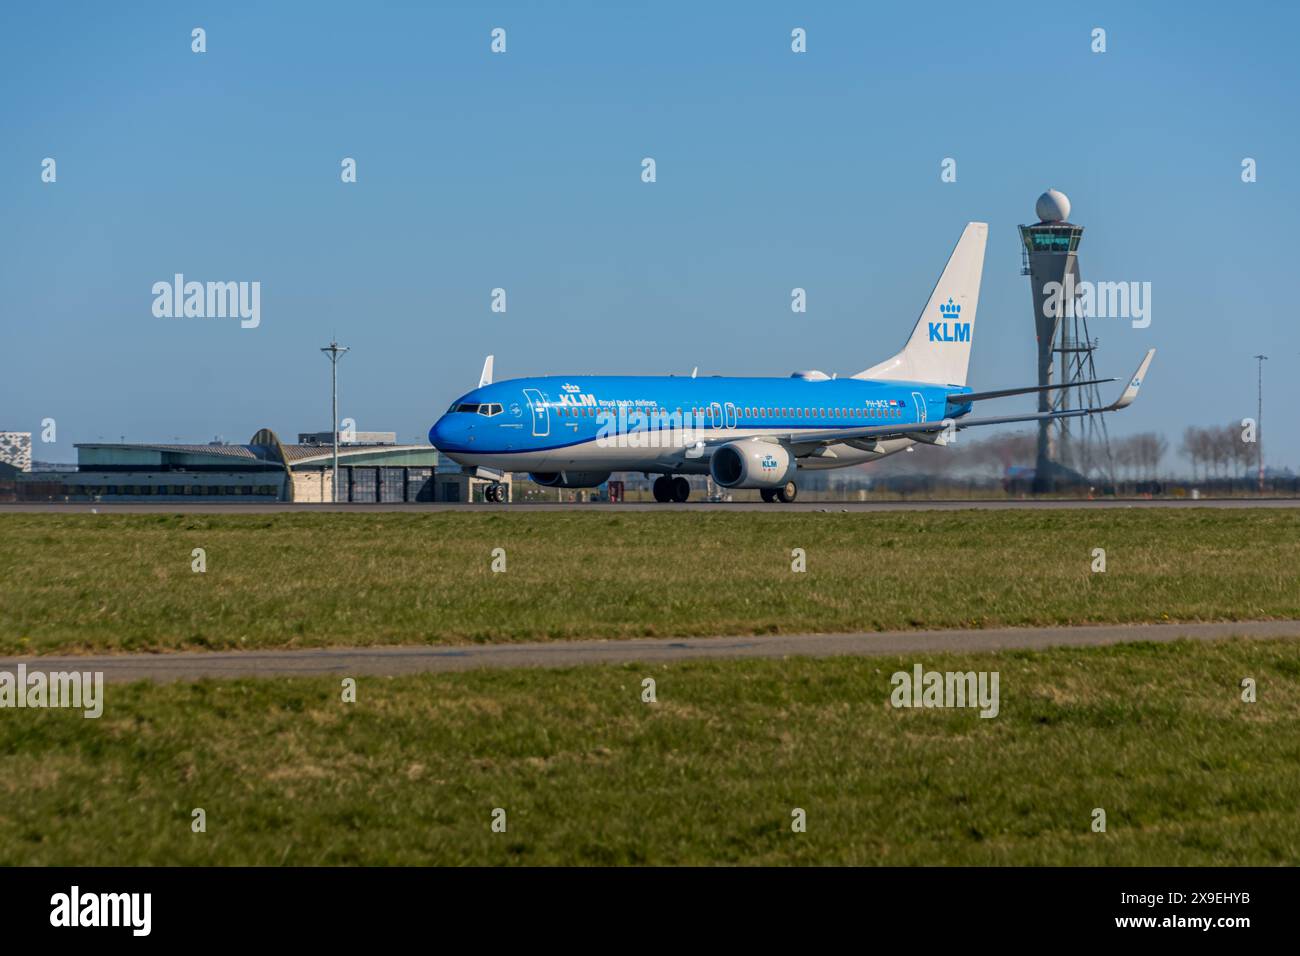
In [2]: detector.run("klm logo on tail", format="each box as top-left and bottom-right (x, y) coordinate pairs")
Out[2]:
(929, 298), (970, 343)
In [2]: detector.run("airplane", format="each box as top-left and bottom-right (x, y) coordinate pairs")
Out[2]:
(429, 221), (1155, 503)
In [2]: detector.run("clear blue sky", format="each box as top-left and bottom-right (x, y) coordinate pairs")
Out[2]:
(3, 1), (1297, 468)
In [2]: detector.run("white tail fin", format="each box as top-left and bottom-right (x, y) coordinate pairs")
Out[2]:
(854, 221), (987, 386)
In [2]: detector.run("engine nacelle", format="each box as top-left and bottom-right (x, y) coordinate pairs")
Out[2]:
(528, 471), (611, 489)
(709, 441), (797, 489)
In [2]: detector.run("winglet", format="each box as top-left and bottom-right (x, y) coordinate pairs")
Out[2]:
(479, 355), (495, 388)
(1105, 349), (1155, 411)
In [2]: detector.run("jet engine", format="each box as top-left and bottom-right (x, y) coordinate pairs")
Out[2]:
(708, 441), (797, 489)
(528, 471), (612, 489)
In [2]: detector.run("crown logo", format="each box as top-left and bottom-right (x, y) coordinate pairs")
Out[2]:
(939, 297), (961, 319)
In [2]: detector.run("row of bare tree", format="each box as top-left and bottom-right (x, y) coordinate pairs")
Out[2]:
(848, 424), (1263, 484)
(940, 431), (1172, 480)
(1180, 423), (1259, 481)
(1110, 433), (1169, 481)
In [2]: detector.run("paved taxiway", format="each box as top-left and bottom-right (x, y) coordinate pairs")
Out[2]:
(4, 620), (1297, 683)
(2, 498), (1297, 514)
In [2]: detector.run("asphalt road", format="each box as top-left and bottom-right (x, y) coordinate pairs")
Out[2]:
(4, 620), (1296, 682)
(2, 498), (1297, 514)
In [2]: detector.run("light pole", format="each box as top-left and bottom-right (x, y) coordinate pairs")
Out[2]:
(320, 340), (350, 502)
(1253, 354), (1267, 495)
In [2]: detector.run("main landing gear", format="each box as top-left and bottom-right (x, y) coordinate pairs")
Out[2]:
(652, 475), (691, 503)
(760, 481), (798, 503)
(483, 482), (508, 503)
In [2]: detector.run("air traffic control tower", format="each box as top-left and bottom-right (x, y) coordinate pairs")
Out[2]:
(1018, 190), (1111, 492)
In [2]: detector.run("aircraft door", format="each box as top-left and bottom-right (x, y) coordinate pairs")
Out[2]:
(724, 402), (738, 429)
(523, 388), (550, 437)
(709, 402), (723, 430)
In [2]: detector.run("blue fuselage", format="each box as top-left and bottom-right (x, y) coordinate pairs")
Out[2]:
(430, 374), (973, 476)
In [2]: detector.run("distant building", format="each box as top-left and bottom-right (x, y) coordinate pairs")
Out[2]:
(0, 427), (513, 503)
(296, 430), (398, 446)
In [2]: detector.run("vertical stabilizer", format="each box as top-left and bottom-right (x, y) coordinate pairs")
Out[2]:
(854, 221), (987, 386)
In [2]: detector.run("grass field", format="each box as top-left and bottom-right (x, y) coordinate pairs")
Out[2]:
(1, 638), (1296, 865)
(1, 510), (1298, 654)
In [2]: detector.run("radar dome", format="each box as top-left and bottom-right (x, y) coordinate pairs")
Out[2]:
(1035, 189), (1071, 223)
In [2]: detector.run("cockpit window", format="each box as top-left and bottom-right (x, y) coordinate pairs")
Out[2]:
(451, 402), (503, 415)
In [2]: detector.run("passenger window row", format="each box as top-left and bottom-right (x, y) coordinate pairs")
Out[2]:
(687, 407), (902, 420)
(468, 402), (904, 421)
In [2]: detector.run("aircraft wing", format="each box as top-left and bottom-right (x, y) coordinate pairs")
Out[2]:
(781, 349), (1155, 447)
(947, 377), (1114, 405)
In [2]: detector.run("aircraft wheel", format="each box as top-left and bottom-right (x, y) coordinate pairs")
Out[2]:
(760, 488), (776, 503)
(776, 481), (798, 503)
(652, 476), (673, 503)
(671, 476), (691, 502)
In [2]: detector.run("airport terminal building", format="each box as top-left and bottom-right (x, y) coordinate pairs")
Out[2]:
(0, 428), (510, 503)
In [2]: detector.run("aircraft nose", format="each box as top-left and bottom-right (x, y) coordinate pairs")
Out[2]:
(429, 416), (455, 450)
(430, 414), (478, 451)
